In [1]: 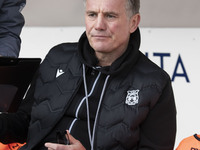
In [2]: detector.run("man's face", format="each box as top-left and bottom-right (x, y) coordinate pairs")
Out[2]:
(85, 0), (138, 56)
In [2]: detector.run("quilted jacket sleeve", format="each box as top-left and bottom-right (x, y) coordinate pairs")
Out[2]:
(138, 79), (177, 150)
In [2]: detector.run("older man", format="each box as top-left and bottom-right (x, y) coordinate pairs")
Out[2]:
(0, 0), (176, 149)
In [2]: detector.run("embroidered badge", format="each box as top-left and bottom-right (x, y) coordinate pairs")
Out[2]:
(125, 90), (139, 106)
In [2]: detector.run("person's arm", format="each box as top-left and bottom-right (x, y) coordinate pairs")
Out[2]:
(0, 106), (31, 144)
(138, 80), (177, 150)
(0, 0), (26, 57)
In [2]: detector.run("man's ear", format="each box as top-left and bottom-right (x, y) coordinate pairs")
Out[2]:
(129, 13), (141, 33)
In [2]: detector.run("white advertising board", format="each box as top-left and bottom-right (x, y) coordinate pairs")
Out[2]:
(20, 27), (200, 148)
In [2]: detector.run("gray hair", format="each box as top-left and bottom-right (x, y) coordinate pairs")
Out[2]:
(83, 0), (140, 18)
(126, 0), (140, 18)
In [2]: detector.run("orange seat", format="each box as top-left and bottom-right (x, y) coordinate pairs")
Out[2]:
(176, 134), (200, 150)
(0, 142), (25, 150)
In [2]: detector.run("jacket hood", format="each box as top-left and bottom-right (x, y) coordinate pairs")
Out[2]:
(78, 28), (141, 75)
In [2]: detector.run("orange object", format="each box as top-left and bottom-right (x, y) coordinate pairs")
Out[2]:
(176, 134), (200, 150)
(0, 142), (25, 150)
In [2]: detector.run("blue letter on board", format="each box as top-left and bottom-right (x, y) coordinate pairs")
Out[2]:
(172, 54), (190, 82)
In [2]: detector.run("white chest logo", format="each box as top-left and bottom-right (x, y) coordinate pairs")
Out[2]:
(125, 90), (139, 106)
(56, 69), (64, 78)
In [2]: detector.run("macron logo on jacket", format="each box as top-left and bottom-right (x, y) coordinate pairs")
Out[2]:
(56, 69), (64, 78)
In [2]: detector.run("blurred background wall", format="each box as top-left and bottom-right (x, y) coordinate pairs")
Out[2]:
(22, 0), (200, 27)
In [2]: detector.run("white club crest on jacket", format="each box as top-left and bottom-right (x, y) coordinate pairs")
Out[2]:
(125, 90), (140, 106)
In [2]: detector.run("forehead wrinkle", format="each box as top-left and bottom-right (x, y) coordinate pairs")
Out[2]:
(86, 0), (123, 14)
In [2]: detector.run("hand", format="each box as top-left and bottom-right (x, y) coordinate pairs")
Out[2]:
(45, 130), (86, 150)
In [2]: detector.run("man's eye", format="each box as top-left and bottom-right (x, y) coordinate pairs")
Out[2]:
(106, 14), (116, 19)
(107, 15), (114, 18)
(88, 13), (96, 17)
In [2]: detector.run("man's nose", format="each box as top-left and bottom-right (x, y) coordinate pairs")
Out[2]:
(94, 14), (106, 30)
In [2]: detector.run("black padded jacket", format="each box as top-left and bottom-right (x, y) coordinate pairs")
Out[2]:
(0, 28), (176, 150)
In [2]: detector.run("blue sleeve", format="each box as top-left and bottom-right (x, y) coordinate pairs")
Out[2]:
(0, 0), (26, 57)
